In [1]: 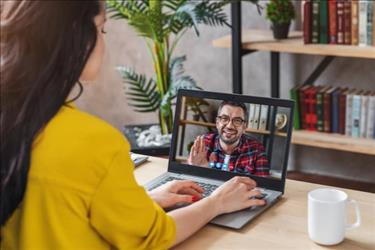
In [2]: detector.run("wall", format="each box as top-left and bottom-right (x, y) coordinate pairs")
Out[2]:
(76, 2), (375, 183)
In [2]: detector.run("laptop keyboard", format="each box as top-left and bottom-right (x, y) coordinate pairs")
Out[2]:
(150, 176), (269, 200)
(150, 176), (219, 197)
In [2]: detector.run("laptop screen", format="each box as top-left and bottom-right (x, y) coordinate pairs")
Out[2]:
(170, 90), (294, 181)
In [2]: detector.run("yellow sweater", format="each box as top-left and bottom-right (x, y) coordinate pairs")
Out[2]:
(1, 105), (175, 250)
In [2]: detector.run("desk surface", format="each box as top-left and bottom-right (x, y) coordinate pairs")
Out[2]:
(134, 156), (375, 250)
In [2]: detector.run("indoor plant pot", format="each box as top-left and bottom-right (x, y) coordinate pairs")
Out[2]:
(266, 0), (295, 40)
(272, 22), (291, 39)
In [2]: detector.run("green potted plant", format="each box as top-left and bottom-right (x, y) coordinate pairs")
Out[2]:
(186, 97), (209, 121)
(265, 0), (295, 39)
(106, 0), (260, 138)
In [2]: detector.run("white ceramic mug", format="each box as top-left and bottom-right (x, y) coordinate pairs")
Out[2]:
(308, 188), (361, 245)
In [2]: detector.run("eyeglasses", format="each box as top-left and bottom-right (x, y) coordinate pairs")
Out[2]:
(216, 115), (245, 127)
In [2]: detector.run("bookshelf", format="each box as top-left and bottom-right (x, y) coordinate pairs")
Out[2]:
(212, 2), (375, 157)
(180, 119), (288, 137)
(180, 120), (375, 156)
(292, 130), (375, 155)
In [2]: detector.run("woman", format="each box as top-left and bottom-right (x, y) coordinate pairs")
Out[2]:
(0, 1), (266, 249)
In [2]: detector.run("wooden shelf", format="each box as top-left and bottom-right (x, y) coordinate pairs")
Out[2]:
(179, 121), (375, 155)
(213, 29), (375, 59)
(179, 119), (287, 137)
(291, 130), (375, 155)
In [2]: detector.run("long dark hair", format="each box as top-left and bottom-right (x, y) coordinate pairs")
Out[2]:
(0, 1), (101, 225)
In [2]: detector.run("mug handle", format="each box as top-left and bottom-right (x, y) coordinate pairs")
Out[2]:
(346, 199), (361, 230)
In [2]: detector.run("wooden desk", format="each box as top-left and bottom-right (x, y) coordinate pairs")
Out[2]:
(134, 156), (375, 250)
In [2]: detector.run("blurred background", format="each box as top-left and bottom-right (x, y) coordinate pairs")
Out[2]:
(75, 2), (375, 183)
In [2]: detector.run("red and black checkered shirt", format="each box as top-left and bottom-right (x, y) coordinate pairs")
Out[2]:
(203, 132), (270, 177)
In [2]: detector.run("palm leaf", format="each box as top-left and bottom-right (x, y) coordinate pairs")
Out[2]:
(127, 13), (157, 40)
(169, 55), (186, 84)
(194, 1), (231, 27)
(160, 56), (199, 117)
(166, 1), (201, 36)
(117, 66), (161, 113)
(162, 0), (187, 11)
(106, 0), (150, 19)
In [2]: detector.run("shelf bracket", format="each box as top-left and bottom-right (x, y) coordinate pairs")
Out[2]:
(241, 49), (257, 56)
(303, 56), (335, 85)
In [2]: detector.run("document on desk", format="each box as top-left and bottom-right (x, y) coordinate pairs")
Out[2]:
(130, 153), (149, 167)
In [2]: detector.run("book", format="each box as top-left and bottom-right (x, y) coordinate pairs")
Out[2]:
(316, 86), (331, 132)
(248, 104), (255, 128)
(359, 0), (368, 46)
(351, 90), (364, 137)
(337, 0), (345, 44)
(345, 89), (357, 136)
(323, 87), (337, 132)
(360, 91), (371, 138)
(331, 87), (344, 133)
(367, 0), (373, 46)
(304, 0), (312, 44)
(338, 88), (349, 135)
(352, 0), (359, 45)
(366, 93), (375, 138)
(259, 105), (269, 131)
(299, 85), (311, 130)
(329, 0), (337, 44)
(312, 0), (320, 43)
(290, 85), (301, 129)
(252, 104), (261, 130)
(305, 86), (318, 131)
(302, 0), (306, 24)
(343, 0), (352, 44)
(320, 0), (329, 44)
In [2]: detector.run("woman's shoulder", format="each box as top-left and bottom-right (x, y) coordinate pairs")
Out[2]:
(30, 104), (131, 191)
(33, 104), (130, 169)
(43, 104), (127, 146)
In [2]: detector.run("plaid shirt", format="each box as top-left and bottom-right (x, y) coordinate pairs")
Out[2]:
(203, 132), (270, 177)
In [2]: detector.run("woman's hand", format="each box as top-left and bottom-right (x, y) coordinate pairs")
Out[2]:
(208, 176), (266, 215)
(188, 136), (209, 167)
(148, 180), (204, 209)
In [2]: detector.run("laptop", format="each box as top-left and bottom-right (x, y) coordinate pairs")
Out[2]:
(145, 89), (294, 229)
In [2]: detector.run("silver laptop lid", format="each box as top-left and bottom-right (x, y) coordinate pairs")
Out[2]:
(168, 89), (294, 193)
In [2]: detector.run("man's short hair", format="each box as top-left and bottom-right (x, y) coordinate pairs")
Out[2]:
(217, 100), (248, 123)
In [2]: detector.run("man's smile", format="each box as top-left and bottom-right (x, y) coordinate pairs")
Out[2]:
(223, 129), (237, 136)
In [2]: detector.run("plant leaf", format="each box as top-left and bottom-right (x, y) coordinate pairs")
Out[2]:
(169, 55), (186, 84)
(106, 0), (150, 19)
(117, 66), (161, 113)
(160, 56), (200, 117)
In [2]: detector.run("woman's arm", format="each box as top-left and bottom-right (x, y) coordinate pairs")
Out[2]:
(169, 176), (266, 246)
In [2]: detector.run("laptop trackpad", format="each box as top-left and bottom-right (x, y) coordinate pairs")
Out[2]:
(210, 208), (260, 229)
(210, 194), (280, 229)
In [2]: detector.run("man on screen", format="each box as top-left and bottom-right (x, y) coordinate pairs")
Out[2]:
(188, 100), (270, 177)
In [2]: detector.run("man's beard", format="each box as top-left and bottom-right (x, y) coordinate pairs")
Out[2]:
(219, 128), (240, 145)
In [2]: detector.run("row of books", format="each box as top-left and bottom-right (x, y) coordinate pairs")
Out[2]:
(303, 0), (374, 46)
(290, 85), (375, 139)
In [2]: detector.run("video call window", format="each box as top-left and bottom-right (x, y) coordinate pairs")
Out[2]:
(172, 96), (292, 180)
